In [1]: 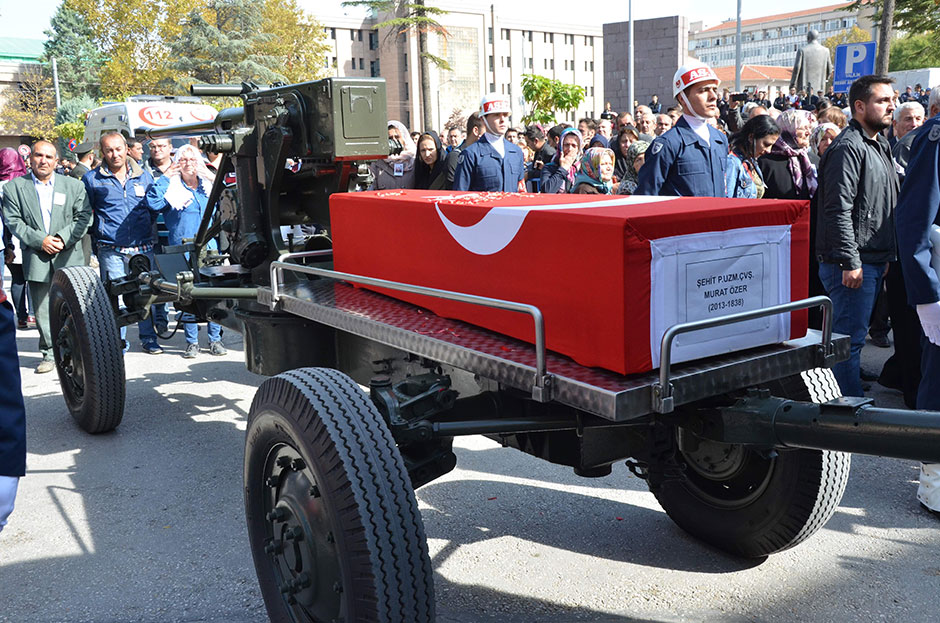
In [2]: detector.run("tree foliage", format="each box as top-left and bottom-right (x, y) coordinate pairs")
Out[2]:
(0, 66), (58, 140)
(258, 0), (330, 83)
(170, 0), (284, 87)
(64, 0), (327, 99)
(889, 32), (940, 72)
(54, 95), (97, 154)
(67, 0), (200, 99)
(848, 0), (940, 46)
(520, 74), (585, 126)
(41, 3), (104, 100)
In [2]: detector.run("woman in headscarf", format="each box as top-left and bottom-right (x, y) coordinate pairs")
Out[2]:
(369, 120), (416, 190)
(0, 148), (32, 329)
(758, 109), (817, 201)
(144, 144), (227, 358)
(725, 115), (780, 199)
(413, 130), (449, 190)
(617, 140), (649, 195)
(612, 124), (639, 184)
(570, 147), (616, 195)
(539, 128), (583, 194)
(808, 122), (840, 163)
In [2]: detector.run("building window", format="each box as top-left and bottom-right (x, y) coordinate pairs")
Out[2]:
(358, 30), (363, 41)
(488, 27), (493, 43)
(550, 58), (554, 69)
(351, 58), (356, 69)
(527, 30), (533, 41)
(544, 59), (548, 69)
(590, 86), (594, 96)
(502, 28), (510, 40)
(370, 60), (380, 77)
(488, 55), (494, 71)
(403, 53), (407, 70)
(359, 58), (364, 70)
(528, 58), (533, 69)
(489, 82), (495, 92)
(404, 82), (409, 100)
(350, 29), (355, 41)
(506, 56), (511, 68)
(331, 57), (337, 68)
(329, 28), (336, 39)
(589, 61), (594, 72)
(369, 31), (378, 50)
(549, 33), (554, 44)
(508, 83), (512, 95)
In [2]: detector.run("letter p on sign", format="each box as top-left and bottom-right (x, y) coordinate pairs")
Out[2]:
(846, 44), (867, 74)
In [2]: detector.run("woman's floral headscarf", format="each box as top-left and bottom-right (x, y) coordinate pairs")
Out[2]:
(570, 147), (615, 194)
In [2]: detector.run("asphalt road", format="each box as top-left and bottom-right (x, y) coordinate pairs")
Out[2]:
(0, 317), (938, 623)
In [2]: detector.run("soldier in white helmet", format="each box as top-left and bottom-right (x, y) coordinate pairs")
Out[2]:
(453, 93), (526, 192)
(635, 61), (728, 197)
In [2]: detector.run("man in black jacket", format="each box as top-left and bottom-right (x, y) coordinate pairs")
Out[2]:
(816, 75), (900, 397)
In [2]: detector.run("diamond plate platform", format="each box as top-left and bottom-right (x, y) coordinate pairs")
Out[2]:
(257, 280), (848, 422)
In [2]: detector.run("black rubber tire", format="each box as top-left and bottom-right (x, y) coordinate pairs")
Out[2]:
(653, 370), (850, 558)
(245, 367), (435, 623)
(50, 266), (126, 433)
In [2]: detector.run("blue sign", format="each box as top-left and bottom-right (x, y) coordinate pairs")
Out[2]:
(833, 42), (876, 93)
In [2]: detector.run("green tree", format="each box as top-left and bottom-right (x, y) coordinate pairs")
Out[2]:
(889, 32), (940, 71)
(54, 95), (97, 155)
(258, 0), (330, 83)
(343, 1), (450, 132)
(170, 0), (284, 87)
(0, 66), (58, 140)
(520, 74), (584, 126)
(68, 0), (201, 98)
(41, 3), (104, 100)
(849, 0), (940, 46)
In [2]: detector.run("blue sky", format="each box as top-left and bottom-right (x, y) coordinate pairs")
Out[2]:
(3, 0), (838, 41)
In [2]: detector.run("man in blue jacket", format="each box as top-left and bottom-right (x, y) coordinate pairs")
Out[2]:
(82, 132), (162, 354)
(895, 106), (940, 516)
(452, 93), (526, 192)
(635, 61), (727, 197)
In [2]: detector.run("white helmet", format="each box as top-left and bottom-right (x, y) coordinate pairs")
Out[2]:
(479, 93), (512, 117)
(672, 61), (720, 98)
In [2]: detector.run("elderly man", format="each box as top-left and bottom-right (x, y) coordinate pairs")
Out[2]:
(815, 75), (899, 397)
(635, 112), (656, 140)
(82, 132), (162, 354)
(1, 140), (92, 373)
(654, 114), (673, 136)
(892, 101), (926, 146)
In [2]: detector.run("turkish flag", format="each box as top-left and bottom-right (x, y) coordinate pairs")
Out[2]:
(331, 190), (809, 376)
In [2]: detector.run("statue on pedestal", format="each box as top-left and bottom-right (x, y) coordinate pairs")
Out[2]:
(790, 30), (833, 94)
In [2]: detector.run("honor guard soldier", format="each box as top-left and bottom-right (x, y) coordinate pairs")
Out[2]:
(635, 61), (728, 197)
(453, 93), (526, 193)
(895, 110), (940, 516)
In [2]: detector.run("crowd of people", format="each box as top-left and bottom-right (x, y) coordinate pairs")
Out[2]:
(2, 59), (940, 532)
(364, 62), (940, 517)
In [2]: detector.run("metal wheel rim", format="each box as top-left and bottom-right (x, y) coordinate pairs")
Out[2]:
(261, 442), (345, 622)
(679, 436), (775, 510)
(54, 302), (85, 407)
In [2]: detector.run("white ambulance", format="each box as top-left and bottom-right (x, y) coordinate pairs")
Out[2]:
(83, 95), (218, 149)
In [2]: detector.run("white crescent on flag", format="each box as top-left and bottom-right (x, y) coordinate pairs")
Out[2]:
(434, 195), (676, 255)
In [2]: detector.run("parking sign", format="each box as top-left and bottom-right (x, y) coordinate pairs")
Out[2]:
(833, 42), (876, 93)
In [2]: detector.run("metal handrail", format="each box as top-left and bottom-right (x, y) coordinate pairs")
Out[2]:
(652, 295), (834, 414)
(268, 252), (552, 402)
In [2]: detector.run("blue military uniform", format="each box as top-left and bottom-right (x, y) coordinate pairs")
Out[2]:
(452, 138), (525, 192)
(634, 116), (728, 197)
(896, 114), (940, 411)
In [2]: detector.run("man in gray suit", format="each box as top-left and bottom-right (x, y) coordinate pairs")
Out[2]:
(1, 141), (92, 373)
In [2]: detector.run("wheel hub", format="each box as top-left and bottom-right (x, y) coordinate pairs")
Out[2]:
(55, 308), (85, 400)
(263, 447), (343, 620)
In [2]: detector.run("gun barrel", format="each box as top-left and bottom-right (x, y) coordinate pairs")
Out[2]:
(141, 106), (245, 141)
(774, 400), (940, 462)
(190, 83), (248, 97)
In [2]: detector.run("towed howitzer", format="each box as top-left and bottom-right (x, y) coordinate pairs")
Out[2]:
(47, 75), (940, 622)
